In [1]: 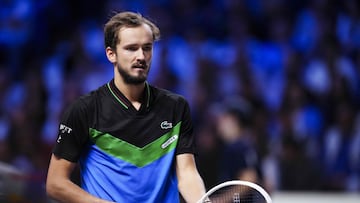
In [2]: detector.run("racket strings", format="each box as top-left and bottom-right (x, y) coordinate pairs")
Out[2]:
(206, 185), (267, 203)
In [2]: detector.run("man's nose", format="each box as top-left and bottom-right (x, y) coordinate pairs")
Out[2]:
(136, 48), (145, 60)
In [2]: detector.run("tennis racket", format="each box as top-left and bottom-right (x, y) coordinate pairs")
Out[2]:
(197, 180), (272, 203)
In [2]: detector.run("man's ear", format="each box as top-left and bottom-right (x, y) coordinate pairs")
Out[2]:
(106, 47), (116, 63)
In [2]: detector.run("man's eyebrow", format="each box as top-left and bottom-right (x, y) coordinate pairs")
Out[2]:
(122, 42), (153, 47)
(122, 43), (138, 47)
(141, 43), (153, 47)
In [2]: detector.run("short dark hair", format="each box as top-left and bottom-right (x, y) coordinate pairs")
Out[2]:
(223, 97), (253, 127)
(104, 11), (161, 50)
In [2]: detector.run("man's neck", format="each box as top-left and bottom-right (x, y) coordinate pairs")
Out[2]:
(114, 77), (145, 109)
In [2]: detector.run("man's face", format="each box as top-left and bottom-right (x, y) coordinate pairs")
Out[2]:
(109, 24), (154, 84)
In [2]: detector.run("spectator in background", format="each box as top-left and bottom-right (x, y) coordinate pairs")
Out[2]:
(322, 102), (360, 191)
(215, 98), (262, 186)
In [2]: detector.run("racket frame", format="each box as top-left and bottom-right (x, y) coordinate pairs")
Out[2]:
(198, 180), (272, 203)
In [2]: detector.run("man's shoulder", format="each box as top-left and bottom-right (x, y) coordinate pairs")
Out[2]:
(150, 85), (187, 103)
(68, 83), (108, 111)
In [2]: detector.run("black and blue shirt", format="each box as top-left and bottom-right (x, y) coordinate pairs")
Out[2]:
(53, 79), (196, 202)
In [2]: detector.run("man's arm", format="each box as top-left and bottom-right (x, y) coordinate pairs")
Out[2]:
(46, 154), (114, 203)
(176, 153), (206, 203)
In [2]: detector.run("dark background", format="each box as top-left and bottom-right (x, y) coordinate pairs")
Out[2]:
(0, 0), (359, 202)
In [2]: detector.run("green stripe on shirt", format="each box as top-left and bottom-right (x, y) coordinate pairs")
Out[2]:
(89, 122), (181, 167)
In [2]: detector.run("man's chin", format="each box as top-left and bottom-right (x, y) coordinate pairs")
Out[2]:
(117, 66), (148, 84)
(123, 76), (147, 85)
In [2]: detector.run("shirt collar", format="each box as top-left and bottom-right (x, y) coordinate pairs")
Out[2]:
(107, 79), (151, 110)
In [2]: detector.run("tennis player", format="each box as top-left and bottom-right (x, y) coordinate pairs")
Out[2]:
(46, 11), (206, 203)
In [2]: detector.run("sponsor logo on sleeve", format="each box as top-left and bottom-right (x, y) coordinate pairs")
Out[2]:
(57, 124), (73, 143)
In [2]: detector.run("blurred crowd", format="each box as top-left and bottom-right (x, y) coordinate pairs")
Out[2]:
(1, 0), (360, 202)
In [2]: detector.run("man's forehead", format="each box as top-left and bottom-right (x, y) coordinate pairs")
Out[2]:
(117, 24), (153, 44)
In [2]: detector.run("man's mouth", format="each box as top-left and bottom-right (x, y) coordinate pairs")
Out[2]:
(132, 62), (147, 69)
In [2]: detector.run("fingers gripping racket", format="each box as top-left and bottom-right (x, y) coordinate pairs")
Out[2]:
(197, 180), (272, 203)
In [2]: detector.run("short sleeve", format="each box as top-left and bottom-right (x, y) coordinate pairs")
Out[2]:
(53, 99), (90, 162)
(175, 98), (196, 155)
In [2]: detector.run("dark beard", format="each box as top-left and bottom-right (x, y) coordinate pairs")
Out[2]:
(116, 65), (147, 85)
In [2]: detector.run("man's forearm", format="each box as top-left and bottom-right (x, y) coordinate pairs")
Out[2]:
(178, 172), (206, 203)
(46, 179), (114, 203)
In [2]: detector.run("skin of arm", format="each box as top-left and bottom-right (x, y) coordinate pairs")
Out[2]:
(237, 168), (258, 183)
(46, 154), (115, 203)
(176, 153), (207, 203)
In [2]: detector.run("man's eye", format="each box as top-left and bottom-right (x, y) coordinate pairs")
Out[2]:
(126, 47), (137, 51)
(143, 46), (152, 51)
